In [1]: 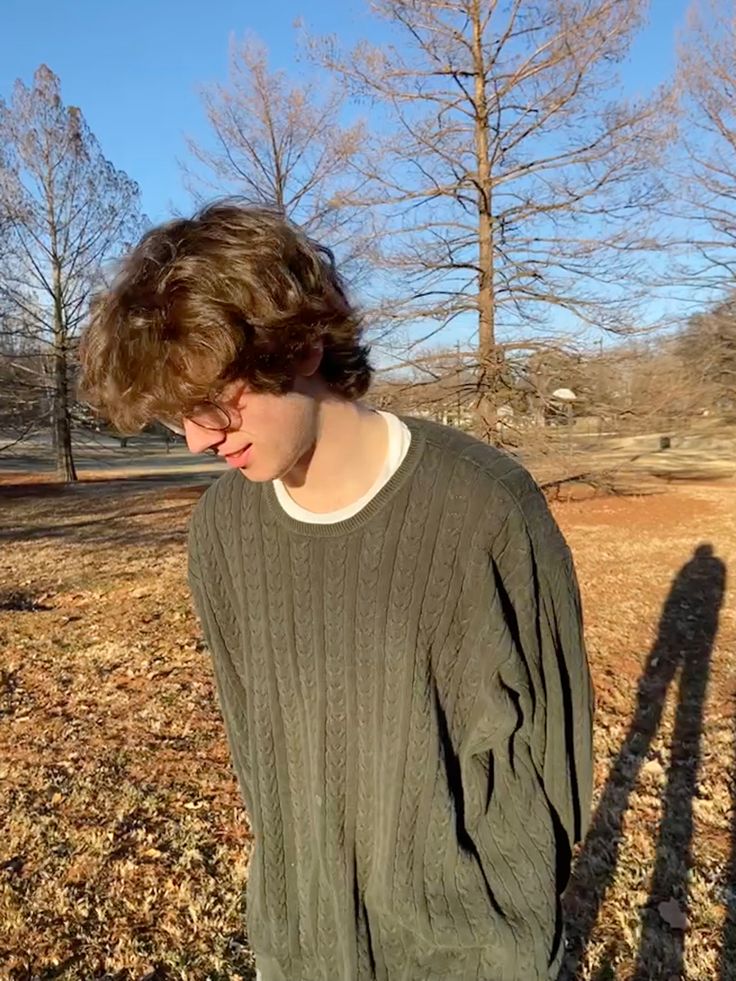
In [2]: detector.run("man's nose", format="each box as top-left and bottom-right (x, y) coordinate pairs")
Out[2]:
(183, 419), (225, 455)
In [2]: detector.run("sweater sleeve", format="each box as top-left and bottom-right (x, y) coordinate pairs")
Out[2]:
(187, 505), (254, 812)
(455, 470), (594, 972)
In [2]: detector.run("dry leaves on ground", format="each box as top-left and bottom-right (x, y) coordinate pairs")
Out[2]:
(1, 477), (735, 980)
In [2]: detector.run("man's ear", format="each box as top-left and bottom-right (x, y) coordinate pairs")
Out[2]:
(298, 340), (324, 378)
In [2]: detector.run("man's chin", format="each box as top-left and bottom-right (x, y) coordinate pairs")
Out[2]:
(236, 458), (287, 483)
(237, 466), (270, 482)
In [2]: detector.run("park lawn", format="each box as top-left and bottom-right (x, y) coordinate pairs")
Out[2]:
(1, 477), (735, 980)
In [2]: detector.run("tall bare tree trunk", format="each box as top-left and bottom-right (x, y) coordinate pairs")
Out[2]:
(48, 177), (75, 481)
(472, 0), (497, 440)
(52, 257), (76, 481)
(53, 344), (76, 481)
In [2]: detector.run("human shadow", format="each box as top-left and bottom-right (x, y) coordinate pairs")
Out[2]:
(559, 543), (726, 980)
(632, 544), (726, 978)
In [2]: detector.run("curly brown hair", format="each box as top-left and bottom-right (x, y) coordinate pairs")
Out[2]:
(78, 200), (372, 432)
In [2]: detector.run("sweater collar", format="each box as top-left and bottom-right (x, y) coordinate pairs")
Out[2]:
(262, 414), (427, 537)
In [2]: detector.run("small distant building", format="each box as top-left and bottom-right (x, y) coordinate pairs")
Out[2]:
(551, 388), (577, 403)
(546, 388), (578, 427)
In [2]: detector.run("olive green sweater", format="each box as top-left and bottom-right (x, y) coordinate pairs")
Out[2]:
(187, 415), (594, 981)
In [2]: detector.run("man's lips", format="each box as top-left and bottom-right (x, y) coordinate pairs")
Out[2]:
(223, 443), (253, 467)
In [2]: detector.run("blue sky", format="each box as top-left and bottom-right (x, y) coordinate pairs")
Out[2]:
(2, 0), (388, 221)
(2, 0), (690, 224)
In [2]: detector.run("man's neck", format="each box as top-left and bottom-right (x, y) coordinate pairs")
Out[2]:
(280, 400), (389, 514)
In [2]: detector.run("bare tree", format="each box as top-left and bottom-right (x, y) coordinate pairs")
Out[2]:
(0, 301), (49, 450)
(0, 65), (144, 481)
(371, 344), (477, 424)
(185, 34), (374, 284)
(674, 0), (736, 298)
(676, 296), (736, 416)
(310, 0), (673, 439)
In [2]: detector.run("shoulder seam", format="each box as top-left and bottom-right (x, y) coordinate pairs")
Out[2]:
(421, 429), (540, 541)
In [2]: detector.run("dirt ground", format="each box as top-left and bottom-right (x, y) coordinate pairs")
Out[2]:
(1, 476), (735, 980)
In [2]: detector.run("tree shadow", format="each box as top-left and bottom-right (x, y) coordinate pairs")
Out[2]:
(559, 543), (726, 980)
(0, 477), (210, 547)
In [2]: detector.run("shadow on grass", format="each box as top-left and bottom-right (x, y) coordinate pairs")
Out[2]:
(0, 470), (214, 500)
(559, 543), (726, 980)
(0, 476), (212, 547)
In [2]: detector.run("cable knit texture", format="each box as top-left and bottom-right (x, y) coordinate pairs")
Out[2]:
(187, 415), (594, 981)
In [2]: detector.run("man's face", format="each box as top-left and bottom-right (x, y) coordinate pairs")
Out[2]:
(179, 375), (322, 483)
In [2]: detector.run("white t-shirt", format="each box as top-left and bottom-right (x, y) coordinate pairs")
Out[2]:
(272, 411), (412, 524)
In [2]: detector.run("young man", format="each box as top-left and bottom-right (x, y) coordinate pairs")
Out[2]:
(80, 202), (594, 981)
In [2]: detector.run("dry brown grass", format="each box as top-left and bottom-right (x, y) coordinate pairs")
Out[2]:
(1, 477), (735, 980)
(557, 486), (736, 981)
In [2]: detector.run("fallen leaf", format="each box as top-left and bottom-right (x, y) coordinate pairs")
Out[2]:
(642, 759), (665, 778)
